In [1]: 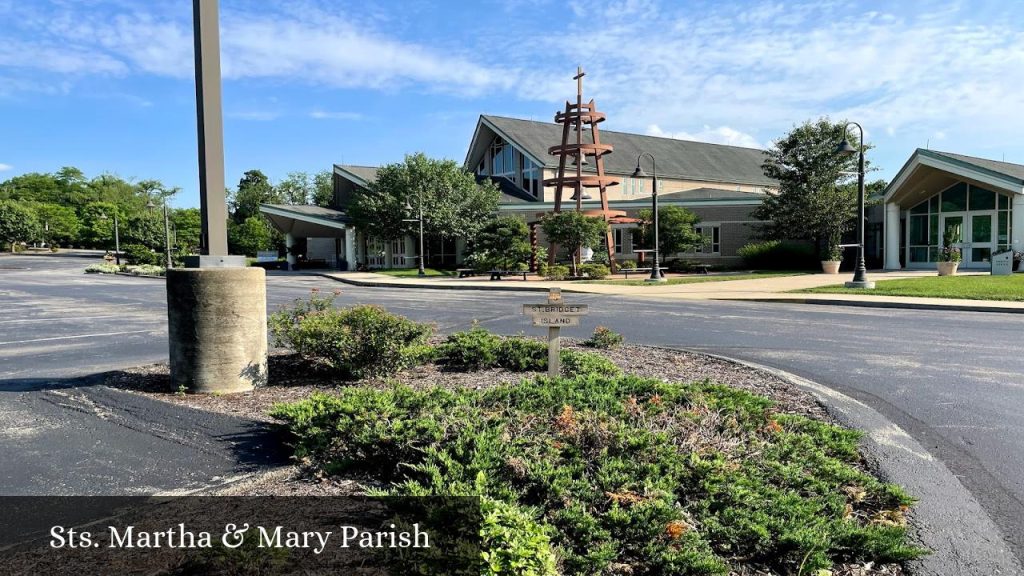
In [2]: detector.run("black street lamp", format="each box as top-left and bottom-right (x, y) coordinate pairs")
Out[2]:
(99, 212), (121, 265)
(403, 191), (426, 277)
(835, 122), (874, 289)
(147, 198), (173, 269)
(632, 152), (665, 282)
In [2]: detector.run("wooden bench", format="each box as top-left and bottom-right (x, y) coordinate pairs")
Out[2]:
(457, 268), (479, 278)
(489, 270), (529, 281)
(618, 267), (665, 279)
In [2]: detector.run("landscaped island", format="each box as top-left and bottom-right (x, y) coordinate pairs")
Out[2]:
(106, 291), (925, 575)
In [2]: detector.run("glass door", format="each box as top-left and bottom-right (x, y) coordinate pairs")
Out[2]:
(969, 212), (995, 265)
(940, 214), (965, 265)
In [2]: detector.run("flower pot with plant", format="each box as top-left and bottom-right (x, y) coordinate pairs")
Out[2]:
(938, 231), (962, 276)
(821, 238), (842, 274)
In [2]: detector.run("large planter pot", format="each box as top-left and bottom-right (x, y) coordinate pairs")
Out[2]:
(820, 260), (841, 274)
(937, 261), (959, 276)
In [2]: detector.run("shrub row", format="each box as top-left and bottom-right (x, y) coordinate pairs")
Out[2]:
(737, 240), (818, 270)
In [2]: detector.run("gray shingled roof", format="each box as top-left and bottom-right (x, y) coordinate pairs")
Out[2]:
(334, 164), (380, 184)
(480, 115), (776, 188)
(928, 150), (1024, 184)
(261, 203), (351, 224)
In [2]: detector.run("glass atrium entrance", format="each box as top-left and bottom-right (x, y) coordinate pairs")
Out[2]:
(905, 182), (1012, 268)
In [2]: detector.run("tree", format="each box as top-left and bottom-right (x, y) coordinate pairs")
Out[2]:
(540, 211), (607, 276)
(171, 208), (202, 255)
(228, 215), (276, 257)
(464, 216), (532, 271)
(230, 169), (280, 223)
(0, 200), (41, 251)
(124, 212), (166, 251)
(30, 203), (80, 247)
(79, 201), (122, 248)
(312, 170), (334, 207)
(348, 153), (499, 243)
(754, 118), (869, 257)
(278, 172), (312, 205)
(633, 206), (702, 256)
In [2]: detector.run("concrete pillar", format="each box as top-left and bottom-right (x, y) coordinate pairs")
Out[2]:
(166, 267), (267, 393)
(384, 240), (394, 268)
(404, 235), (415, 268)
(285, 232), (297, 270)
(884, 202), (902, 270)
(344, 227), (356, 270)
(1012, 194), (1024, 252)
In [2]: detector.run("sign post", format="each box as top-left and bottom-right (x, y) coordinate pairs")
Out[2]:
(522, 288), (589, 377)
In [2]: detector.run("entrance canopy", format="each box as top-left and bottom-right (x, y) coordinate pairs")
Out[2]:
(885, 149), (1024, 207)
(260, 204), (352, 237)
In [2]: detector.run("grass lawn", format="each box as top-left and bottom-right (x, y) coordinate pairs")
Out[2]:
(371, 267), (456, 277)
(586, 270), (809, 286)
(798, 273), (1024, 301)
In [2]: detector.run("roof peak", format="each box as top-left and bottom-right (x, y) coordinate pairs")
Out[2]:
(926, 149), (1024, 169)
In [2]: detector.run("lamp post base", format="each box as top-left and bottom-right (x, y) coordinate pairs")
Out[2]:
(844, 280), (875, 289)
(645, 276), (667, 283)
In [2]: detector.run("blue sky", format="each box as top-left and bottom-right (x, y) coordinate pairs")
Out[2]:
(2, 0), (1023, 208)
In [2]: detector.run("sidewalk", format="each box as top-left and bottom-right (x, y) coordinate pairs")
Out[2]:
(318, 269), (1024, 314)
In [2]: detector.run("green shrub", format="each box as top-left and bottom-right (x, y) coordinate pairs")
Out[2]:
(123, 243), (161, 265)
(579, 263), (609, 279)
(737, 240), (817, 270)
(544, 264), (570, 280)
(85, 263), (120, 274)
(583, 326), (624, 349)
(496, 336), (547, 371)
(124, 264), (165, 276)
(269, 294), (433, 379)
(272, 376), (924, 575)
(436, 326), (502, 371)
(559, 349), (622, 377)
(617, 259), (637, 270)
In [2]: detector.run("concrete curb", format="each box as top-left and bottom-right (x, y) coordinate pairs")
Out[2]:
(676, 348), (1022, 576)
(735, 296), (1024, 315)
(316, 273), (590, 293)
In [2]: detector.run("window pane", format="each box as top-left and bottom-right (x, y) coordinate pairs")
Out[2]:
(909, 247), (929, 262)
(929, 214), (938, 245)
(910, 215), (929, 245)
(999, 212), (1009, 243)
(910, 200), (930, 214)
(999, 194), (1009, 209)
(972, 248), (991, 262)
(971, 214), (992, 243)
(969, 185), (996, 211)
(930, 196), (939, 213)
(941, 183), (967, 211)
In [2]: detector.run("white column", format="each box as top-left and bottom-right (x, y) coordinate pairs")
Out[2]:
(344, 227), (356, 270)
(285, 232), (297, 270)
(884, 202), (901, 270)
(404, 235), (415, 268)
(1012, 194), (1024, 253)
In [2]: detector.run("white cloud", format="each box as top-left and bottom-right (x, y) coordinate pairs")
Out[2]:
(0, 163), (12, 171)
(646, 124), (761, 149)
(309, 110), (364, 121)
(227, 110), (281, 121)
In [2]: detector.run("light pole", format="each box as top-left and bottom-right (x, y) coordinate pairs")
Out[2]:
(835, 122), (874, 289)
(403, 190), (426, 277)
(147, 198), (173, 269)
(100, 212), (121, 265)
(632, 152), (665, 282)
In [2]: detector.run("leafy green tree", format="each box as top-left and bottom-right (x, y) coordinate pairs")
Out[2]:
(0, 200), (41, 251)
(30, 203), (80, 247)
(79, 201), (122, 248)
(170, 208), (202, 255)
(348, 153), (499, 242)
(312, 170), (334, 207)
(124, 212), (166, 251)
(755, 118), (871, 257)
(464, 216), (532, 270)
(540, 211), (607, 276)
(633, 206), (702, 256)
(278, 171), (312, 205)
(228, 215), (276, 256)
(0, 172), (64, 203)
(230, 169), (280, 223)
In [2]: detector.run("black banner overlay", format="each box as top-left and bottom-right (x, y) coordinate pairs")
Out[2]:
(1, 496), (481, 575)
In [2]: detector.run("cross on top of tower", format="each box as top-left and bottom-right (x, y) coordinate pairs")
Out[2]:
(574, 66), (585, 99)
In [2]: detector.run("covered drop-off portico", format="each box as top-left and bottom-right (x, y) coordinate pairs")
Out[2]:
(883, 149), (1024, 270)
(260, 204), (357, 270)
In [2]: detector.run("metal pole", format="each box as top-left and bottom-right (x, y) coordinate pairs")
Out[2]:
(644, 154), (665, 282)
(113, 213), (121, 265)
(853, 128), (867, 283)
(163, 201), (173, 269)
(193, 0), (228, 256)
(418, 188), (425, 276)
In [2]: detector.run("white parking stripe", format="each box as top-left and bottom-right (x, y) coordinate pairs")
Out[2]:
(0, 329), (160, 346)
